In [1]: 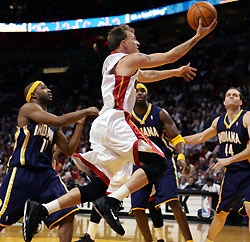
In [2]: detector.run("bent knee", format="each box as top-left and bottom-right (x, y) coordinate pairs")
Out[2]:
(141, 160), (167, 183)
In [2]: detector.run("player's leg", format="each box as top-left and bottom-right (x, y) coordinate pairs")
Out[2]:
(244, 202), (250, 232)
(130, 171), (154, 242)
(148, 199), (165, 242)
(168, 200), (193, 242)
(205, 211), (228, 242)
(75, 208), (102, 242)
(109, 151), (167, 201)
(0, 167), (38, 235)
(58, 213), (75, 242)
(23, 176), (107, 242)
(93, 152), (167, 235)
(133, 210), (153, 242)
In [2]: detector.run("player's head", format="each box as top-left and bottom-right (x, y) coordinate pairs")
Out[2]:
(107, 24), (140, 54)
(224, 87), (242, 110)
(135, 83), (148, 104)
(24, 81), (52, 106)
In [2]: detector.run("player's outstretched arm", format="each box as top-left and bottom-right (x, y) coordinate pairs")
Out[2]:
(125, 18), (217, 71)
(213, 112), (250, 170)
(184, 117), (219, 144)
(19, 104), (99, 127)
(138, 63), (197, 83)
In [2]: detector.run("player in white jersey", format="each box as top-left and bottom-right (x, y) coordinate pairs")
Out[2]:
(23, 20), (216, 241)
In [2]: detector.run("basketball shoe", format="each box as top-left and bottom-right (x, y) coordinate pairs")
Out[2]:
(23, 199), (48, 242)
(75, 233), (94, 242)
(92, 196), (125, 236)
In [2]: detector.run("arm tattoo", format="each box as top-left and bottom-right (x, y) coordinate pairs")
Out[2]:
(175, 39), (196, 52)
(138, 53), (152, 61)
(148, 70), (157, 78)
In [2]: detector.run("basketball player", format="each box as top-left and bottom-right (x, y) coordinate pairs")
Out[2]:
(0, 81), (99, 242)
(23, 20), (216, 241)
(128, 83), (193, 242)
(76, 83), (193, 242)
(184, 87), (250, 242)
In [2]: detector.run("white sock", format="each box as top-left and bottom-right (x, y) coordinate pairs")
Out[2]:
(154, 226), (164, 240)
(108, 184), (130, 201)
(42, 199), (60, 215)
(87, 221), (99, 240)
(206, 238), (213, 242)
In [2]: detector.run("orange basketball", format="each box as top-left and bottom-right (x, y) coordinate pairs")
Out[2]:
(187, 1), (217, 30)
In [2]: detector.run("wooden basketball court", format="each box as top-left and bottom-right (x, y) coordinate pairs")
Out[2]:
(0, 214), (249, 242)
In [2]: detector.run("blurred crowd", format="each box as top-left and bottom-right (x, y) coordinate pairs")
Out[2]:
(0, 18), (250, 198)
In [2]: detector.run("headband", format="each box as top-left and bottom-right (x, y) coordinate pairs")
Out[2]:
(136, 83), (148, 94)
(26, 81), (42, 102)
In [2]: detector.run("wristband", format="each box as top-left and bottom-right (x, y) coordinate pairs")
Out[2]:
(177, 153), (185, 161)
(171, 134), (185, 147)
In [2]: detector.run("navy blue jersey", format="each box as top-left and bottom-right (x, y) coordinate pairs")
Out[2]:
(132, 103), (174, 157)
(7, 122), (57, 168)
(217, 110), (250, 170)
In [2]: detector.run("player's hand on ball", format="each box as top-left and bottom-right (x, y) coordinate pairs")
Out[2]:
(177, 63), (197, 82)
(197, 18), (217, 38)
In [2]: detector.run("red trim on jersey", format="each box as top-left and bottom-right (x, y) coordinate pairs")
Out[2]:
(124, 111), (165, 166)
(148, 195), (155, 202)
(113, 75), (130, 110)
(133, 140), (140, 167)
(111, 51), (120, 54)
(72, 153), (110, 186)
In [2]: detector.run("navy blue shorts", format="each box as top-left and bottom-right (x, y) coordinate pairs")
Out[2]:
(216, 168), (250, 215)
(130, 156), (178, 213)
(0, 166), (78, 229)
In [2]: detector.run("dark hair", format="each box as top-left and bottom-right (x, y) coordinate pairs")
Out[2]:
(226, 87), (243, 100)
(206, 177), (214, 184)
(107, 24), (135, 51)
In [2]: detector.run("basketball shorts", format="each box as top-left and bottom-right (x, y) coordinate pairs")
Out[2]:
(130, 155), (179, 213)
(216, 168), (250, 215)
(72, 109), (165, 186)
(0, 166), (78, 229)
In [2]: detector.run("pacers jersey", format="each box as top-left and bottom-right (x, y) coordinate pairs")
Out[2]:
(217, 110), (250, 170)
(132, 103), (174, 157)
(8, 122), (57, 168)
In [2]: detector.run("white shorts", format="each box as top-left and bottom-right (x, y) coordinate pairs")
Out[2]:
(72, 109), (164, 186)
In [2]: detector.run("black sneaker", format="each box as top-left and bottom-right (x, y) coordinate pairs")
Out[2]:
(75, 233), (94, 242)
(157, 240), (165, 242)
(23, 199), (48, 242)
(92, 196), (125, 236)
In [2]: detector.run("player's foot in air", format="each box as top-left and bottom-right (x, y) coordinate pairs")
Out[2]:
(75, 233), (95, 242)
(92, 196), (125, 236)
(22, 199), (48, 242)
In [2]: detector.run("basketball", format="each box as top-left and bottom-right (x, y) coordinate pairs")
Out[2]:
(187, 1), (217, 30)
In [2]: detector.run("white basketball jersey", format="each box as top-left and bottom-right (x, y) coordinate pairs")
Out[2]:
(100, 52), (139, 115)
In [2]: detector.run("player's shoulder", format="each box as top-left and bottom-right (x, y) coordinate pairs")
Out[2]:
(20, 102), (41, 111)
(242, 111), (250, 126)
(211, 116), (220, 127)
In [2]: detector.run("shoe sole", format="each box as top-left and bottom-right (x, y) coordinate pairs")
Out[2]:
(92, 200), (125, 236)
(23, 200), (30, 242)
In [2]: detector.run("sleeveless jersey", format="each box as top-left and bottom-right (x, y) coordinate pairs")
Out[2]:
(7, 122), (57, 168)
(132, 103), (174, 157)
(100, 52), (139, 115)
(217, 110), (250, 170)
